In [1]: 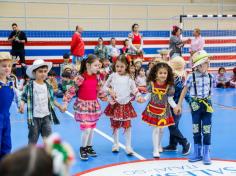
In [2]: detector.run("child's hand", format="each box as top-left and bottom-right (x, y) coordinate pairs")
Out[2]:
(173, 106), (180, 115)
(19, 101), (24, 114)
(59, 105), (67, 113)
(137, 96), (145, 103)
(109, 88), (117, 99)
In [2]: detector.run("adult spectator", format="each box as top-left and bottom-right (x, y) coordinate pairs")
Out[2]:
(94, 37), (108, 59)
(70, 25), (85, 65)
(8, 23), (27, 76)
(189, 28), (205, 56)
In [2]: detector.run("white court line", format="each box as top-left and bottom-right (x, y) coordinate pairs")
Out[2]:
(65, 111), (146, 160)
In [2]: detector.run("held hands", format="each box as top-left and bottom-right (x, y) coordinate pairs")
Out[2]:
(173, 105), (182, 115)
(137, 96), (145, 103)
(59, 103), (67, 113)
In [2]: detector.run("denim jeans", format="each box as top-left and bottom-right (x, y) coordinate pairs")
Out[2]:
(72, 55), (84, 65)
(190, 99), (212, 145)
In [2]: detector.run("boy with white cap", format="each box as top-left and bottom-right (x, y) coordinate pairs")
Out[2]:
(177, 50), (215, 165)
(19, 59), (66, 144)
(0, 52), (17, 159)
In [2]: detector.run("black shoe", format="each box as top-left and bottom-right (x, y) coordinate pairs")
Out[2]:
(163, 145), (178, 152)
(80, 147), (88, 160)
(182, 142), (191, 156)
(86, 146), (97, 157)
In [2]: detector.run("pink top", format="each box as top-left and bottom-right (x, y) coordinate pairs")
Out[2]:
(78, 72), (98, 100)
(190, 36), (205, 53)
(63, 72), (104, 102)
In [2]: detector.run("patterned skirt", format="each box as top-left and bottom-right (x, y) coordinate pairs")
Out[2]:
(142, 103), (174, 128)
(73, 98), (102, 130)
(104, 102), (137, 121)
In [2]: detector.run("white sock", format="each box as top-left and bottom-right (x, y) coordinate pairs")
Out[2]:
(81, 129), (90, 148)
(152, 127), (160, 154)
(125, 128), (132, 149)
(87, 128), (94, 146)
(113, 129), (119, 146)
(158, 128), (164, 149)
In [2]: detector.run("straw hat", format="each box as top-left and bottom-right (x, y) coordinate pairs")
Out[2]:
(192, 50), (209, 68)
(169, 56), (186, 77)
(157, 49), (170, 55)
(63, 64), (74, 72)
(0, 52), (12, 61)
(26, 59), (52, 79)
(133, 58), (143, 65)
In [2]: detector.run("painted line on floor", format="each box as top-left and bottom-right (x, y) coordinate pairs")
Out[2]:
(65, 111), (146, 160)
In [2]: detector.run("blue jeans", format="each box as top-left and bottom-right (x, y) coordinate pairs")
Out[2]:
(190, 99), (212, 145)
(72, 56), (84, 65)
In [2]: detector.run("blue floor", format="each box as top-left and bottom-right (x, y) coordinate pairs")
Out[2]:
(10, 88), (236, 175)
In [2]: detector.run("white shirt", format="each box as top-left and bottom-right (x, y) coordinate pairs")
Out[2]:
(103, 73), (140, 104)
(33, 81), (50, 118)
(135, 76), (147, 87)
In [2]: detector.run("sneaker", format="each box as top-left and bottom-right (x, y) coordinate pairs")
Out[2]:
(80, 147), (88, 160)
(125, 147), (134, 156)
(182, 142), (191, 156)
(86, 146), (97, 157)
(112, 144), (120, 153)
(153, 151), (160, 158)
(163, 145), (178, 152)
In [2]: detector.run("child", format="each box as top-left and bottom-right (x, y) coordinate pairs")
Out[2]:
(60, 71), (74, 94)
(18, 74), (30, 91)
(177, 50), (215, 165)
(158, 49), (170, 62)
(101, 57), (112, 78)
(122, 39), (130, 54)
(135, 67), (147, 94)
(129, 63), (136, 80)
(103, 54), (143, 155)
(133, 58), (142, 71)
(0, 133), (74, 176)
(19, 59), (65, 144)
(216, 67), (228, 88)
(163, 56), (191, 155)
(0, 52), (18, 159)
(229, 67), (236, 88)
(146, 61), (155, 77)
(47, 70), (59, 96)
(63, 54), (104, 160)
(60, 53), (73, 76)
(141, 62), (179, 158)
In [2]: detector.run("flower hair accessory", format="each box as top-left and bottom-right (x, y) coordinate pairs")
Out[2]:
(45, 133), (75, 176)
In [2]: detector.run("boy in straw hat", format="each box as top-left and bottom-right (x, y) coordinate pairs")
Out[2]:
(19, 59), (66, 144)
(0, 52), (18, 159)
(177, 50), (215, 165)
(158, 49), (171, 62)
(163, 56), (191, 155)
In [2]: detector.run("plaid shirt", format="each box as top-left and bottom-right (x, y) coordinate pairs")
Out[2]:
(185, 71), (216, 99)
(21, 80), (60, 126)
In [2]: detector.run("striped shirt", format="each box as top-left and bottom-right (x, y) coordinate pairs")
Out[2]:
(185, 71), (216, 99)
